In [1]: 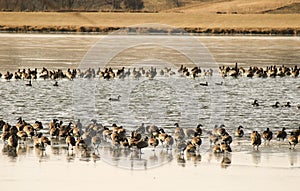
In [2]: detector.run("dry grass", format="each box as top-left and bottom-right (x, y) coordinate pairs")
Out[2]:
(0, 12), (299, 29)
(165, 0), (300, 14)
(0, 0), (299, 34)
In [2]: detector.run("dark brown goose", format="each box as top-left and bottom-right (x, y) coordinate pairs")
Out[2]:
(288, 133), (298, 150)
(262, 128), (273, 145)
(276, 127), (287, 141)
(235, 125), (244, 138)
(148, 135), (159, 151)
(251, 131), (261, 150)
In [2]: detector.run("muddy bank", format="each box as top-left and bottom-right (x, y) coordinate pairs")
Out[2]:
(0, 25), (299, 35)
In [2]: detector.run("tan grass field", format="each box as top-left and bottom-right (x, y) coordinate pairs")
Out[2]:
(165, 0), (300, 14)
(0, 12), (299, 34)
(0, 0), (300, 34)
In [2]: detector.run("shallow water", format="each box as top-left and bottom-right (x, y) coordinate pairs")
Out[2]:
(0, 34), (300, 189)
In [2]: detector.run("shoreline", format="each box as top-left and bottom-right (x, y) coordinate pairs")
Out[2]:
(0, 12), (300, 35)
(1, 25), (299, 35)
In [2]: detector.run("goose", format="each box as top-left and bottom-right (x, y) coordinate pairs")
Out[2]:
(185, 128), (196, 138)
(135, 123), (145, 134)
(34, 133), (51, 149)
(185, 141), (197, 153)
(158, 128), (168, 145)
(53, 81), (58, 86)
(17, 130), (28, 142)
(23, 124), (35, 138)
(262, 128), (273, 144)
(91, 136), (101, 149)
(164, 135), (174, 150)
(136, 137), (149, 154)
(49, 123), (59, 139)
(32, 121), (43, 132)
(235, 125), (244, 137)
(76, 138), (86, 149)
(7, 134), (18, 148)
(251, 131), (261, 150)
(252, 100), (259, 107)
(288, 133), (298, 149)
(148, 135), (159, 151)
(49, 119), (58, 129)
(220, 141), (232, 153)
(191, 132), (202, 148)
(195, 124), (203, 136)
(292, 126), (300, 136)
(212, 143), (222, 153)
(276, 127), (287, 141)
(65, 135), (76, 150)
(102, 127), (113, 141)
(108, 95), (121, 101)
(129, 131), (142, 147)
(174, 124), (185, 145)
(146, 124), (159, 136)
(216, 124), (226, 136)
(221, 132), (232, 145)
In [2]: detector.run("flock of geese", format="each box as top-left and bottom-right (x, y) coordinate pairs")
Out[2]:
(219, 64), (300, 78)
(1, 64), (300, 166)
(0, 65), (213, 82)
(1, 64), (298, 84)
(1, 116), (300, 165)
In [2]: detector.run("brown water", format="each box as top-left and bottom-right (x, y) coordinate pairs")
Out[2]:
(0, 34), (300, 190)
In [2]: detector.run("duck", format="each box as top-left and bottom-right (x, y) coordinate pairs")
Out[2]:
(235, 125), (244, 137)
(284, 102), (291, 107)
(272, 101), (280, 108)
(215, 81), (223, 86)
(108, 95), (121, 101)
(276, 127), (287, 141)
(199, 81), (208, 86)
(251, 131), (261, 150)
(252, 100), (259, 107)
(53, 81), (58, 86)
(25, 80), (32, 86)
(262, 128), (273, 144)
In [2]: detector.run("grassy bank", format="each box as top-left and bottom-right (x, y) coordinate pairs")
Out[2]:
(0, 12), (299, 35)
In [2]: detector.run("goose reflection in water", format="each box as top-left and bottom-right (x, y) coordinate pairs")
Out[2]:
(221, 154), (232, 169)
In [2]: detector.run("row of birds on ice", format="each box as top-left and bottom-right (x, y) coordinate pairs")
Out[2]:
(1, 117), (300, 161)
(0, 64), (299, 82)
